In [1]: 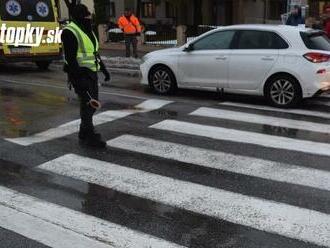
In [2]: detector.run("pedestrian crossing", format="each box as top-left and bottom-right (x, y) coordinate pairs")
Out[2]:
(1, 99), (330, 247)
(0, 186), (183, 248)
(219, 101), (330, 119)
(108, 135), (330, 192)
(191, 107), (330, 134)
(5, 99), (172, 146)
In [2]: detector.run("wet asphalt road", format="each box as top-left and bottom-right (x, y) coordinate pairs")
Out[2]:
(0, 62), (330, 248)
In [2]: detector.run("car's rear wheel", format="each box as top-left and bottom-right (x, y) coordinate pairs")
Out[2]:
(149, 66), (177, 94)
(265, 74), (302, 108)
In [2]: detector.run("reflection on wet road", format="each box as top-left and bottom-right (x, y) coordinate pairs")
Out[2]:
(0, 63), (330, 248)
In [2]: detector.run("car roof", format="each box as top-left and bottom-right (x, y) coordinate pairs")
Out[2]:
(217, 24), (312, 33)
(188, 24), (318, 50)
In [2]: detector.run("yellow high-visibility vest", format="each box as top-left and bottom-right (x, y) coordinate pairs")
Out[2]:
(63, 22), (100, 72)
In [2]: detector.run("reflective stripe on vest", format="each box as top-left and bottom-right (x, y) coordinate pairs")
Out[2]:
(63, 22), (100, 71)
(118, 15), (141, 34)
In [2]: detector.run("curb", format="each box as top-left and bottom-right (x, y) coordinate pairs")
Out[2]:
(50, 64), (141, 78)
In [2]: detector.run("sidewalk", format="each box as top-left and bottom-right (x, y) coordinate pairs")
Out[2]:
(51, 55), (142, 78)
(51, 43), (168, 79)
(100, 42), (169, 58)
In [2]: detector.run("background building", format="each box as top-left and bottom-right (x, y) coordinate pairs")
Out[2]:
(103, 0), (292, 26)
(56, 0), (324, 26)
(56, 0), (95, 20)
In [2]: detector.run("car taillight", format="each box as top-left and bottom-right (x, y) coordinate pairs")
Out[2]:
(303, 52), (330, 63)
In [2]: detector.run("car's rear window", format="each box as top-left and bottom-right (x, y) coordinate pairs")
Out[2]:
(0, 0), (55, 22)
(300, 32), (330, 51)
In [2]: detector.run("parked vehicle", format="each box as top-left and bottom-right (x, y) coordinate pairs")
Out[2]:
(141, 24), (330, 107)
(0, 0), (62, 70)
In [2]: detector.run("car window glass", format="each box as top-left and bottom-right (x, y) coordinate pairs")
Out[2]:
(300, 32), (330, 51)
(237, 30), (288, 49)
(193, 31), (235, 50)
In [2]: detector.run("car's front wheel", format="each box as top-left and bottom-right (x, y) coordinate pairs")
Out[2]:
(148, 66), (177, 95)
(265, 74), (302, 108)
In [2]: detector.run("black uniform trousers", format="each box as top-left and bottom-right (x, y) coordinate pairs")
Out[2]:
(124, 35), (138, 58)
(69, 70), (99, 133)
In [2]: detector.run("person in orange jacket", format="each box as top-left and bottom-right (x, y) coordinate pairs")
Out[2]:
(118, 8), (142, 58)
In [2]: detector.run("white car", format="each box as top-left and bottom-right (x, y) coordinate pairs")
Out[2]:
(141, 24), (330, 107)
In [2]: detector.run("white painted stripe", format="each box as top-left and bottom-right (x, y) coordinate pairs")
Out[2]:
(219, 102), (330, 119)
(151, 120), (330, 157)
(191, 107), (330, 134)
(108, 135), (330, 192)
(6, 99), (172, 146)
(0, 205), (110, 248)
(38, 154), (330, 247)
(0, 186), (184, 248)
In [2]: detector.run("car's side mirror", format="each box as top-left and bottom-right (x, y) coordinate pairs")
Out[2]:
(183, 43), (194, 52)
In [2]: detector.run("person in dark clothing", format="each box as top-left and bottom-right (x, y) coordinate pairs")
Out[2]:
(62, 3), (110, 148)
(105, 19), (117, 42)
(286, 5), (305, 26)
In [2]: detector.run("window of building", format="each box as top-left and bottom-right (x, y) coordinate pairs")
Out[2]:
(165, 1), (176, 18)
(105, 1), (116, 18)
(268, 0), (287, 20)
(309, 1), (330, 18)
(142, 2), (155, 18)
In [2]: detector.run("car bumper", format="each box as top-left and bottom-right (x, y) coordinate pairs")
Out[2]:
(303, 71), (330, 97)
(313, 81), (330, 97)
(140, 62), (149, 86)
(0, 54), (63, 63)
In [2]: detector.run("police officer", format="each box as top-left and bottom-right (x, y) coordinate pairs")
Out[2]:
(62, 3), (110, 148)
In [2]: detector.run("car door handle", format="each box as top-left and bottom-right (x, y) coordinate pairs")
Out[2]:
(261, 57), (274, 61)
(215, 56), (227, 60)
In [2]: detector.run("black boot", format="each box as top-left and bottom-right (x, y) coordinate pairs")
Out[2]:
(79, 128), (106, 148)
(85, 134), (106, 148)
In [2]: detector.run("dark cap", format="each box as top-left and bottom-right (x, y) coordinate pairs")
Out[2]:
(71, 4), (91, 20)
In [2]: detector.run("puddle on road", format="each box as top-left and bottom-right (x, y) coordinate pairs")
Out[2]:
(154, 109), (178, 118)
(0, 85), (69, 138)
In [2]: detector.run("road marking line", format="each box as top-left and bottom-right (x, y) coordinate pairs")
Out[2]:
(150, 120), (330, 157)
(108, 135), (330, 192)
(38, 154), (330, 247)
(0, 186), (185, 248)
(219, 102), (330, 119)
(191, 107), (330, 134)
(0, 205), (111, 248)
(5, 99), (172, 146)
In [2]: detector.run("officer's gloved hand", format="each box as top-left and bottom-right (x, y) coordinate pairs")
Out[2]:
(103, 70), (111, 82)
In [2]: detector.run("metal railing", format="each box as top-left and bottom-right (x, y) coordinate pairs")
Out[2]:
(106, 24), (219, 46)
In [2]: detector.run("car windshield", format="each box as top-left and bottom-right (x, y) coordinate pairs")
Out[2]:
(0, 0), (55, 22)
(300, 31), (330, 51)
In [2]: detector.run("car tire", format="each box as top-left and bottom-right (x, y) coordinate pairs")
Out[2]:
(265, 74), (302, 108)
(36, 61), (51, 71)
(148, 66), (177, 95)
